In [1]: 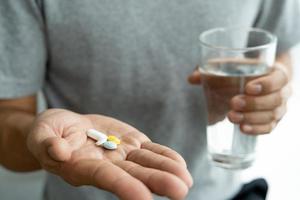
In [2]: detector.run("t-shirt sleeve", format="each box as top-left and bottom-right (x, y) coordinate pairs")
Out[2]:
(253, 0), (300, 54)
(0, 0), (46, 99)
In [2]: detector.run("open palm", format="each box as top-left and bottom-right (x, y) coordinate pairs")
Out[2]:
(27, 109), (192, 200)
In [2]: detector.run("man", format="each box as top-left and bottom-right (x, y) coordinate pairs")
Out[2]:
(0, 0), (299, 199)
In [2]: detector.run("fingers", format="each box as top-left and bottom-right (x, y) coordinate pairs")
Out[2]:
(141, 142), (187, 168)
(245, 65), (289, 95)
(127, 149), (193, 188)
(61, 160), (152, 200)
(230, 67), (292, 135)
(239, 122), (277, 135)
(228, 108), (285, 135)
(231, 84), (291, 112)
(231, 93), (281, 111)
(228, 105), (286, 125)
(228, 103), (287, 135)
(116, 160), (188, 200)
(188, 66), (201, 84)
(229, 82), (290, 135)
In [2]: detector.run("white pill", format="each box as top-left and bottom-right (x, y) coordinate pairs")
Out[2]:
(86, 129), (108, 141)
(95, 138), (107, 146)
(103, 141), (118, 150)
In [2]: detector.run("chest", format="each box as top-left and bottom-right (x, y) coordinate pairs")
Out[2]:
(42, 0), (261, 91)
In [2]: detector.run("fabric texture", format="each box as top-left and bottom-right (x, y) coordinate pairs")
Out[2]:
(0, 0), (46, 98)
(230, 178), (268, 200)
(0, 0), (299, 200)
(253, 0), (300, 54)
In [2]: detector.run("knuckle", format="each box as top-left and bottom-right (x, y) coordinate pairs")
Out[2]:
(274, 93), (283, 107)
(281, 85), (292, 101)
(278, 66), (289, 85)
(271, 110), (278, 121)
(274, 63), (289, 84)
(267, 110), (275, 122)
(278, 90), (285, 101)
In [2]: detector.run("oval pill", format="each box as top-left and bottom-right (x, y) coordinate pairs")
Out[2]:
(86, 129), (108, 141)
(107, 135), (121, 144)
(95, 138), (107, 146)
(103, 141), (118, 150)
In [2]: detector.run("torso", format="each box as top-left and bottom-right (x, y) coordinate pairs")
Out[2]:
(41, 1), (261, 199)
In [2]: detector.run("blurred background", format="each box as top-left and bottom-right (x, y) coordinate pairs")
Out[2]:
(0, 45), (299, 200)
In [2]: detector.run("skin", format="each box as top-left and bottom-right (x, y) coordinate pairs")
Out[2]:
(188, 51), (293, 135)
(0, 98), (193, 200)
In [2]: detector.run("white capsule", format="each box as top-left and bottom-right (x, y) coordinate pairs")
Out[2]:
(95, 138), (107, 146)
(86, 129), (108, 141)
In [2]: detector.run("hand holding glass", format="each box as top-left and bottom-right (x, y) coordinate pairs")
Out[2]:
(199, 27), (277, 169)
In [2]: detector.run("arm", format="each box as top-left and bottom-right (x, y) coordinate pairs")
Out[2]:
(0, 96), (192, 200)
(0, 95), (41, 171)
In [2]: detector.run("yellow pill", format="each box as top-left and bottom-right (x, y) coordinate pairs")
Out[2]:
(107, 135), (121, 144)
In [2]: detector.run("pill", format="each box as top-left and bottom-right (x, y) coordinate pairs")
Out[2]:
(86, 129), (108, 141)
(107, 135), (121, 144)
(103, 141), (118, 150)
(95, 137), (107, 146)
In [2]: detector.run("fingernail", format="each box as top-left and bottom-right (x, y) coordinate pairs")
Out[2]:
(234, 98), (246, 109)
(243, 124), (253, 132)
(248, 84), (262, 94)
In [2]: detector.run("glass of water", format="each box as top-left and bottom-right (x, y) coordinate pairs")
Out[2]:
(199, 27), (277, 169)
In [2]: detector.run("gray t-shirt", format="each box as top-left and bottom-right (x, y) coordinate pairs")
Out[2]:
(1, 0), (299, 199)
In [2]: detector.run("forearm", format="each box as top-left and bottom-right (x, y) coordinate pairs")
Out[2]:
(0, 108), (41, 171)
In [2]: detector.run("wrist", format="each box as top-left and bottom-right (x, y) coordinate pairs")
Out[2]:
(0, 108), (41, 171)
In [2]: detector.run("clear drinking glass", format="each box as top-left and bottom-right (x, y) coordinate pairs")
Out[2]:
(199, 27), (277, 169)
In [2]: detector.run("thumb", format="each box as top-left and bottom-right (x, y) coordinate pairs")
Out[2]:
(188, 66), (201, 84)
(43, 137), (72, 162)
(27, 131), (72, 173)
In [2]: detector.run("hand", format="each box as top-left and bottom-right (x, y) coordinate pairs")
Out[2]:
(27, 109), (193, 200)
(188, 63), (292, 134)
(228, 63), (292, 135)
